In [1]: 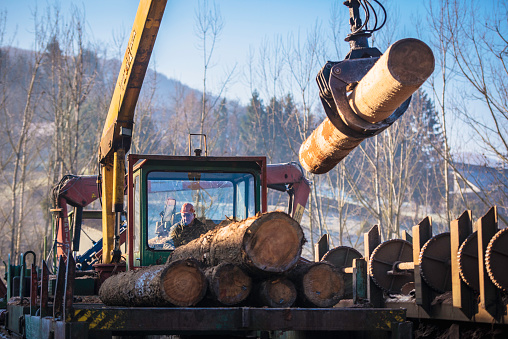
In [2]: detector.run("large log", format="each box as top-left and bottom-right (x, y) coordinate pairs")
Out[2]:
(299, 38), (434, 174)
(169, 212), (305, 274)
(254, 277), (297, 308)
(204, 262), (252, 306)
(289, 261), (345, 308)
(99, 259), (206, 307)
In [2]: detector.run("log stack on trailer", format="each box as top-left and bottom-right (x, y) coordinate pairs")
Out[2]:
(98, 211), (346, 308)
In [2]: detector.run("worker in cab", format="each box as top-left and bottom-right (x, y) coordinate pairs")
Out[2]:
(169, 203), (208, 247)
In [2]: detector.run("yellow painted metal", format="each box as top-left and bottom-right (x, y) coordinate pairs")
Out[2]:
(88, 310), (106, 329)
(101, 163), (115, 263)
(293, 203), (304, 224)
(99, 0), (167, 161)
(99, 0), (167, 261)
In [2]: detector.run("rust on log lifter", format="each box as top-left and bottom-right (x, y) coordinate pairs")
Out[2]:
(299, 38), (434, 174)
(169, 211), (305, 274)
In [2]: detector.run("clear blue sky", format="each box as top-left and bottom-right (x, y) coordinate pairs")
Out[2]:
(2, 0), (427, 103)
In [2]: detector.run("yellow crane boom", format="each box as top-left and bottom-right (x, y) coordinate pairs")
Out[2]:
(99, 0), (167, 263)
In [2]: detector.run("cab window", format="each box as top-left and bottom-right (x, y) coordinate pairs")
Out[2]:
(146, 171), (255, 250)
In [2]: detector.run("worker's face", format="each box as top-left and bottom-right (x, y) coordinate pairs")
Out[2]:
(182, 212), (195, 225)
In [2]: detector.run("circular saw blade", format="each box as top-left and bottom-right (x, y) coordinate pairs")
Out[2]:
(368, 239), (413, 294)
(485, 227), (508, 292)
(457, 231), (479, 292)
(321, 246), (362, 299)
(419, 232), (452, 293)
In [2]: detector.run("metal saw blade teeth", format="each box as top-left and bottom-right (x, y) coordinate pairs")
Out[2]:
(368, 239), (413, 294)
(368, 240), (387, 293)
(457, 231), (479, 292)
(485, 227), (508, 292)
(418, 236), (434, 289)
(418, 232), (451, 294)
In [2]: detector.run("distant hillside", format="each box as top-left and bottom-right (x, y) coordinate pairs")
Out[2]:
(0, 45), (248, 157)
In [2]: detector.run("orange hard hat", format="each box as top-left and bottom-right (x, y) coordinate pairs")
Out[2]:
(181, 203), (195, 214)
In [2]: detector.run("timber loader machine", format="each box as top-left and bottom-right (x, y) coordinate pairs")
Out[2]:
(2, 0), (506, 338)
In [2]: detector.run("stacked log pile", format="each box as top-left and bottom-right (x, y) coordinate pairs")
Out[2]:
(99, 212), (345, 308)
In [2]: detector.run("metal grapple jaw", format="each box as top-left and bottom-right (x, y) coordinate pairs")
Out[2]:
(316, 58), (411, 140)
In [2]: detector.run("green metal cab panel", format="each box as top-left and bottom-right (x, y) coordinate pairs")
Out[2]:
(129, 155), (265, 267)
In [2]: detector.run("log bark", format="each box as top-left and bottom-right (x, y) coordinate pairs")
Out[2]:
(99, 259), (206, 307)
(169, 212), (305, 274)
(289, 261), (345, 308)
(255, 277), (297, 308)
(204, 262), (252, 305)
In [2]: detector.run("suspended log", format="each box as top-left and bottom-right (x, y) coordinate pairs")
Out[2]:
(289, 261), (345, 308)
(299, 38), (435, 174)
(204, 262), (252, 306)
(99, 259), (206, 307)
(169, 212), (305, 274)
(255, 277), (297, 308)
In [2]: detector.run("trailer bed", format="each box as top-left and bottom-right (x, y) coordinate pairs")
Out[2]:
(21, 305), (410, 338)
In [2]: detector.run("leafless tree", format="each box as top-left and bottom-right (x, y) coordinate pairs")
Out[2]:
(243, 37), (287, 163)
(0, 6), (48, 262)
(421, 0), (459, 228)
(130, 68), (165, 155)
(439, 0), (508, 224)
(33, 4), (101, 261)
(344, 95), (433, 240)
(323, 156), (359, 247)
(284, 23), (327, 257)
(194, 0), (236, 153)
(328, 1), (347, 60)
(168, 83), (201, 155)
(420, 0), (508, 225)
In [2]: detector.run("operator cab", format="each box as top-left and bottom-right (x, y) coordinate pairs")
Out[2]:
(128, 154), (266, 267)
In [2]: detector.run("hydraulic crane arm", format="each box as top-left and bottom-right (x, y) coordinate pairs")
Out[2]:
(266, 162), (310, 224)
(99, 0), (167, 161)
(99, 0), (167, 263)
(50, 176), (99, 259)
(50, 174), (128, 266)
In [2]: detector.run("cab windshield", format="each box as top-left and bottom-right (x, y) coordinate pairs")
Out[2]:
(146, 171), (255, 250)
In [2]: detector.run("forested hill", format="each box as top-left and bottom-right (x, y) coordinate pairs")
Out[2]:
(1, 44), (320, 171)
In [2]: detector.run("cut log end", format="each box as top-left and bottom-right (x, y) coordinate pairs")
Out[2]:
(161, 260), (207, 307)
(259, 278), (297, 308)
(208, 263), (252, 305)
(351, 38), (435, 124)
(244, 212), (304, 273)
(302, 263), (345, 308)
(387, 38), (435, 86)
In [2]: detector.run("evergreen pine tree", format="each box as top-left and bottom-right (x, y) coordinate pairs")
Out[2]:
(240, 90), (268, 155)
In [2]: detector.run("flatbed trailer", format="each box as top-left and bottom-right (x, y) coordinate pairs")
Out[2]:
(4, 241), (412, 339)
(21, 306), (409, 338)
